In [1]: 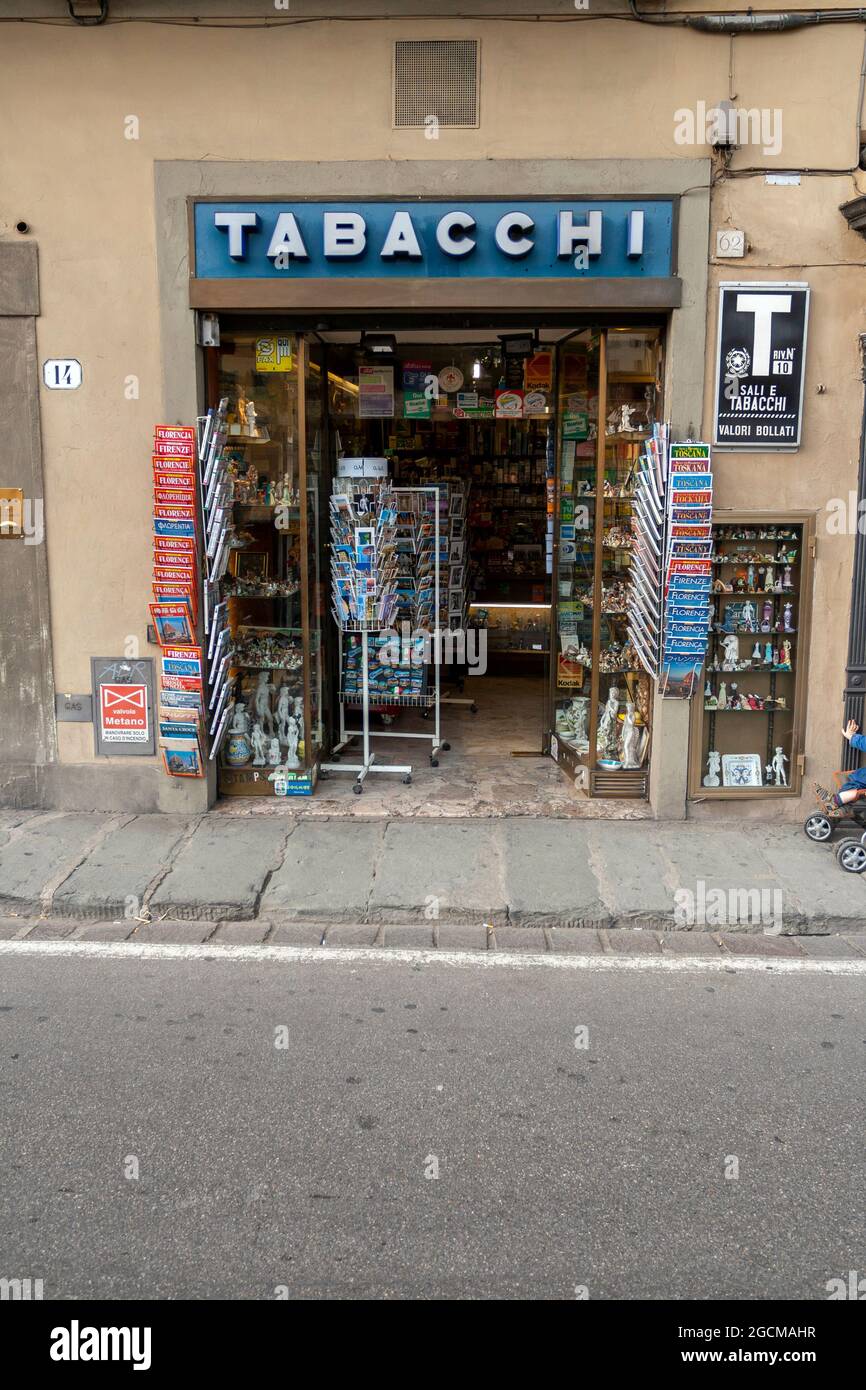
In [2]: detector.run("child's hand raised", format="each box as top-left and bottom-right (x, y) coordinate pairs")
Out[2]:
(843, 718), (859, 740)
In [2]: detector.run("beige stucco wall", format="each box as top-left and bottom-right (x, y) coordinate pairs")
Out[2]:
(1, 6), (864, 814)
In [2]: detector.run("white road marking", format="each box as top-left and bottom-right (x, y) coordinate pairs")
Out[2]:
(0, 939), (863, 975)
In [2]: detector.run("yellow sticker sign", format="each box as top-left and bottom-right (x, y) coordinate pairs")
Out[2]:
(255, 336), (294, 373)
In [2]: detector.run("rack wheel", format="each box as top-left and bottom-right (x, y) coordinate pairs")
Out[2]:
(470, 703), (478, 715)
(353, 782), (363, 795)
(430, 755), (439, 767)
(403, 774), (412, 785)
(836, 837), (866, 873)
(441, 741), (451, 751)
(803, 812), (834, 843)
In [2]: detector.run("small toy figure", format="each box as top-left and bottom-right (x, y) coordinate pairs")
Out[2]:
(765, 761), (775, 785)
(771, 746), (789, 787)
(717, 681), (728, 710)
(721, 633), (739, 668)
(782, 565), (794, 590)
(763, 641), (773, 665)
(267, 736), (282, 766)
(746, 563), (755, 591)
(703, 750), (721, 787)
(741, 600), (756, 631)
(751, 641), (762, 662)
(783, 602), (794, 632)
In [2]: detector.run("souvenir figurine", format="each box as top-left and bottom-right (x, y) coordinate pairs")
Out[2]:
(620, 702), (641, 768)
(569, 696), (590, 750)
(596, 686), (621, 758)
(284, 716), (301, 769)
(729, 682), (740, 709)
(782, 565), (793, 590)
(741, 600), (756, 632)
(721, 632), (739, 669)
(717, 681), (728, 710)
(254, 671), (275, 735)
(275, 683), (292, 744)
(783, 602), (794, 632)
(751, 641), (762, 662)
(771, 746), (789, 787)
(763, 641), (773, 665)
(778, 639), (792, 670)
(760, 600), (773, 633)
(267, 736), (282, 767)
(250, 721), (268, 767)
(703, 750), (721, 787)
(230, 701), (250, 735)
(765, 761), (775, 786)
(746, 563), (755, 591)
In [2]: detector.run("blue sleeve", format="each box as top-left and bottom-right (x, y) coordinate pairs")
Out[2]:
(851, 733), (866, 752)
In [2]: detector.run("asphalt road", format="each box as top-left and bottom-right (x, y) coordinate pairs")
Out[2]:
(0, 947), (863, 1300)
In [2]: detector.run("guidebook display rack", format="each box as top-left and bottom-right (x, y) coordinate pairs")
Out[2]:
(321, 481), (449, 793)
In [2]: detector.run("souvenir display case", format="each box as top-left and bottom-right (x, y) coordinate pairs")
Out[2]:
(549, 329), (660, 797)
(469, 602), (550, 668)
(689, 514), (813, 798)
(208, 329), (326, 797)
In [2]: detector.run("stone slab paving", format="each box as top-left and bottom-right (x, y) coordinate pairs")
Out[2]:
(582, 822), (675, 928)
(52, 814), (192, 920)
(369, 820), (508, 924)
(500, 820), (609, 927)
(0, 813), (112, 914)
(148, 817), (289, 921)
(0, 811), (864, 933)
(260, 820), (386, 923)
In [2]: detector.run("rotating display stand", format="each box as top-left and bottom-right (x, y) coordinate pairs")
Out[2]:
(321, 483), (448, 794)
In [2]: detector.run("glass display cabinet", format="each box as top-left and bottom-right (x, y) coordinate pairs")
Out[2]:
(549, 328), (662, 798)
(689, 513), (813, 799)
(207, 328), (326, 797)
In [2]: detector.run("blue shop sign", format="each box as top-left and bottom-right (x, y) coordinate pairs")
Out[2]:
(192, 199), (674, 280)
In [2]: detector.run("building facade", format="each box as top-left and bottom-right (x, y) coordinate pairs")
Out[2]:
(1, 0), (865, 821)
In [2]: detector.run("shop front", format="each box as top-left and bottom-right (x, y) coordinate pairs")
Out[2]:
(155, 161), (710, 815)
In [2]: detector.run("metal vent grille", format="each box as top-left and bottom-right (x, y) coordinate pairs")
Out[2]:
(394, 39), (479, 129)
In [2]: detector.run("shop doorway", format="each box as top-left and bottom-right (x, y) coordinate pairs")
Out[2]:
(204, 318), (663, 813)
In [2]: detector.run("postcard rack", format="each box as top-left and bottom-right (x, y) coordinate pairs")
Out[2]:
(321, 482), (448, 793)
(195, 400), (237, 761)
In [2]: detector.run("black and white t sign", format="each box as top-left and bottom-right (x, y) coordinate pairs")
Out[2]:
(713, 282), (809, 450)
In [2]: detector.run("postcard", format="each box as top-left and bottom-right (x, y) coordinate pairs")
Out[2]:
(149, 602), (195, 646)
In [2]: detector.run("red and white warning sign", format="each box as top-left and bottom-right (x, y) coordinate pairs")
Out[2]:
(99, 683), (149, 743)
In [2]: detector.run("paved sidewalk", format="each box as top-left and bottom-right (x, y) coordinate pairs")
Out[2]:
(1, 808), (863, 934)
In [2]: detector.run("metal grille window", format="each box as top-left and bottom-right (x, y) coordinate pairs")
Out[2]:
(394, 39), (479, 129)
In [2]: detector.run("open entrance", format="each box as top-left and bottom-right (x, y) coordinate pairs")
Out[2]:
(204, 317), (663, 813)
